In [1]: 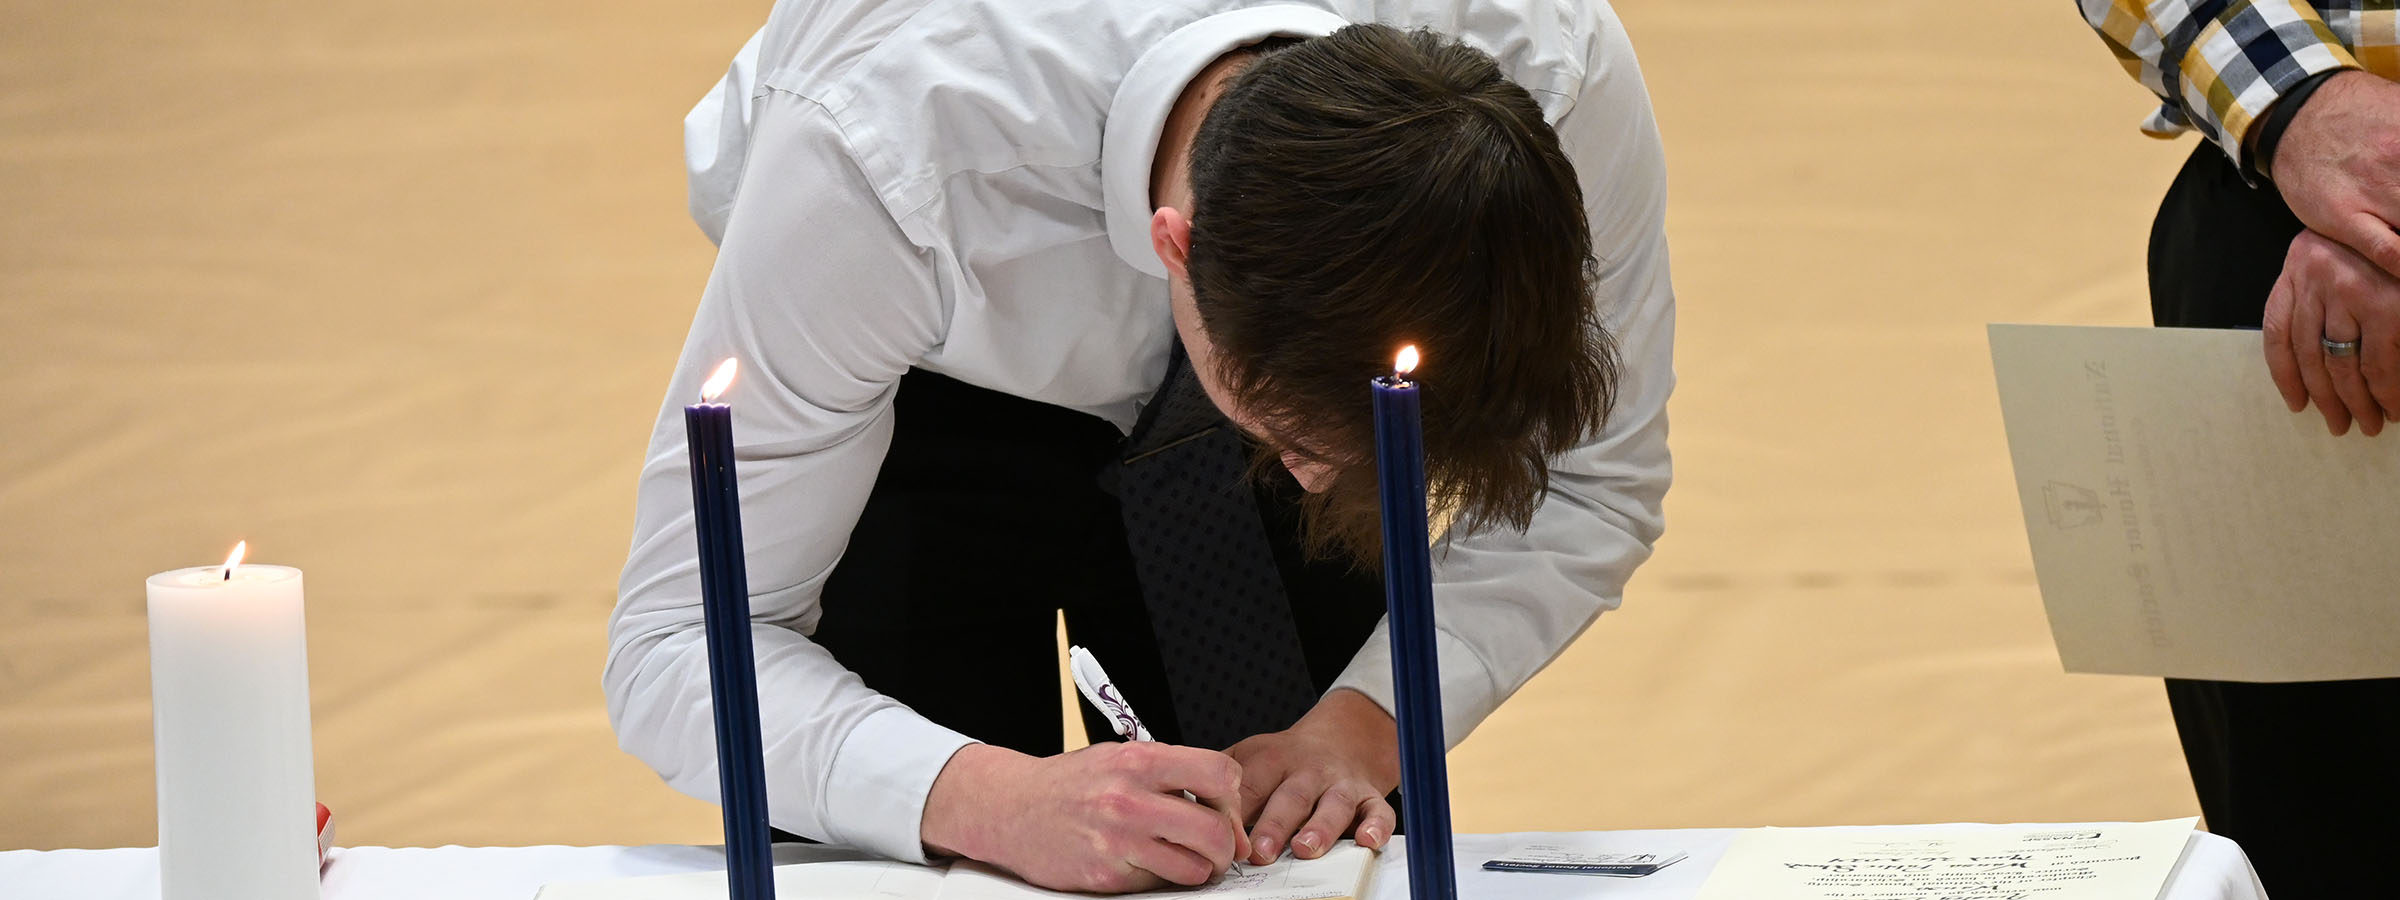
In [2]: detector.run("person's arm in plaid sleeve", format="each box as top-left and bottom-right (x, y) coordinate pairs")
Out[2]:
(2077, 0), (2357, 173)
(2080, 0), (2400, 280)
(2084, 2), (2400, 434)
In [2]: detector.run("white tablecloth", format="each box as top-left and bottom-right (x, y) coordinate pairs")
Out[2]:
(0, 827), (2265, 900)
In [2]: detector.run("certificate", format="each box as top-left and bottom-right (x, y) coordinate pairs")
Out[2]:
(1692, 818), (2198, 900)
(1989, 324), (2400, 681)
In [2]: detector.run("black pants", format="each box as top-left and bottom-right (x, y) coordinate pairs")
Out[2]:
(782, 368), (1387, 837)
(2148, 143), (2400, 899)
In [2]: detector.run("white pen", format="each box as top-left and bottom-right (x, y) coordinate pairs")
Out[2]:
(1067, 644), (1156, 742)
(1071, 646), (1245, 866)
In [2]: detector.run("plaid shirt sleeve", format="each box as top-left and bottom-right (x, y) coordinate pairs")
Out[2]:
(2080, 0), (2359, 171)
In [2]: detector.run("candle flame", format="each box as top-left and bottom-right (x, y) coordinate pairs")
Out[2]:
(700, 358), (739, 403)
(220, 540), (247, 581)
(1394, 345), (1419, 376)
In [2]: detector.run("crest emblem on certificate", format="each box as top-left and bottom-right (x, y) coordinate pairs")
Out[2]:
(2043, 481), (2102, 529)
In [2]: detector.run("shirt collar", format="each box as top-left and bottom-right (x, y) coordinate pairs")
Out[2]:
(1103, 5), (1350, 279)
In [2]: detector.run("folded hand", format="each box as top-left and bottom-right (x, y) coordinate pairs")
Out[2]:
(1226, 688), (1400, 865)
(2262, 229), (2400, 435)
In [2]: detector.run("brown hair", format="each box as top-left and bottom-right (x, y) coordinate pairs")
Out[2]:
(1186, 24), (1617, 564)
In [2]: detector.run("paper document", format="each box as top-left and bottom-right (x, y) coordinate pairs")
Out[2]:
(1989, 324), (2400, 681)
(1693, 817), (2197, 900)
(941, 844), (1372, 900)
(534, 842), (1374, 900)
(534, 859), (943, 900)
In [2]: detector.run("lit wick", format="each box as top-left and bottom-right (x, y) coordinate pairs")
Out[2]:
(1395, 345), (1421, 379)
(701, 358), (740, 404)
(219, 540), (247, 582)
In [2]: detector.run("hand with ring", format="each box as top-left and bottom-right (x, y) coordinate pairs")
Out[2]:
(2262, 229), (2400, 435)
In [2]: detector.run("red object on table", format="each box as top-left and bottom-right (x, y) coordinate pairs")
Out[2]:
(316, 802), (334, 866)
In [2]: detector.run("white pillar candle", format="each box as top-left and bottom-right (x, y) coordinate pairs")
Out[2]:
(146, 545), (320, 900)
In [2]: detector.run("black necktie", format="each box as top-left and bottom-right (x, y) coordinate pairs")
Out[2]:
(1107, 342), (1320, 750)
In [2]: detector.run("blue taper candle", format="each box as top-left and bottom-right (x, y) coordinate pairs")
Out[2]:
(1371, 345), (1457, 900)
(683, 358), (776, 900)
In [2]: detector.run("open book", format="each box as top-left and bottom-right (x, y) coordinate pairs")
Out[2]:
(534, 842), (1375, 900)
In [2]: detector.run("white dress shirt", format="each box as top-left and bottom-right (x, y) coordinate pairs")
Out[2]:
(609, 0), (1676, 864)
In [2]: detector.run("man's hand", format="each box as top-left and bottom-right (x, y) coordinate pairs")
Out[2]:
(921, 741), (1248, 893)
(2262, 229), (2400, 435)
(1226, 689), (1400, 865)
(2271, 71), (2400, 281)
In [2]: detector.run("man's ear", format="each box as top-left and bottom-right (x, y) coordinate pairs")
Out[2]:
(1149, 207), (1192, 280)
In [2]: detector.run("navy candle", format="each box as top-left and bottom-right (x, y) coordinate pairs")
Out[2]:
(683, 358), (776, 900)
(1372, 346), (1456, 900)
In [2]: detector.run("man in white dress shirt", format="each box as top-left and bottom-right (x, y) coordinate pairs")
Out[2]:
(609, 0), (1675, 893)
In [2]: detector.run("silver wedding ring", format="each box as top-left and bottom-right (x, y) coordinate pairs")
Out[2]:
(2324, 336), (2362, 358)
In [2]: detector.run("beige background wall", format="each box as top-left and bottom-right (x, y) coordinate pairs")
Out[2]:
(0, 0), (2198, 850)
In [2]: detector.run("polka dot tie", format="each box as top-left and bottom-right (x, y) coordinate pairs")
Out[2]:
(1108, 342), (1320, 751)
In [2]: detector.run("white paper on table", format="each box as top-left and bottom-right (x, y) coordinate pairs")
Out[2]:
(939, 843), (1374, 900)
(533, 843), (1373, 900)
(534, 858), (944, 899)
(1988, 324), (2400, 681)
(1692, 817), (2198, 900)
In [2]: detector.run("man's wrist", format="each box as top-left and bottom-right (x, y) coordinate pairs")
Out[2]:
(1300, 688), (1402, 790)
(2264, 69), (2370, 185)
(920, 742), (1018, 860)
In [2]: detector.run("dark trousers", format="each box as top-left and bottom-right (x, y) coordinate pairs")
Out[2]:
(2147, 143), (2400, 899)
(797, 366), (1387, 797)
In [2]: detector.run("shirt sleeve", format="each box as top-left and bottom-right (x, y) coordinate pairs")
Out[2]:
(607, 88), (974, 864)
(684, 28), (766, 246)
(2078, 0), (2358, 171)
(1328, 15), (1675, 748)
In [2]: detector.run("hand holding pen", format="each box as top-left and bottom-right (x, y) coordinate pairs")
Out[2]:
(1069, 647), (1251, 860)
(916, 646), (1251, 893)
(1071, 646), (1398, 867)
